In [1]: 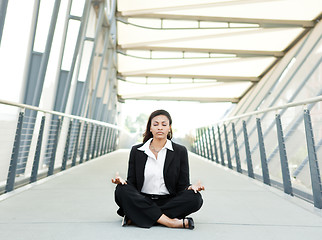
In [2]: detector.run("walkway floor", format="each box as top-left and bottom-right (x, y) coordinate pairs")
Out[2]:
(1, 149), (322, 240)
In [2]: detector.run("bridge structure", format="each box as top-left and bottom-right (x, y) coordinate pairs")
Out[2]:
(0, 1), (322, 239)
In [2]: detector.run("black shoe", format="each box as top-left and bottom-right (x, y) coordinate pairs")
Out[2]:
(122, 216), (131, 226)
(183, 217), (194, 230)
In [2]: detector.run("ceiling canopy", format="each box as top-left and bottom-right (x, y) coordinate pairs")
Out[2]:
(116, 0), (322, 103)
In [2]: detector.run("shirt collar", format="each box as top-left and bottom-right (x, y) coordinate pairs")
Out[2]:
(138, 138), (174, 152)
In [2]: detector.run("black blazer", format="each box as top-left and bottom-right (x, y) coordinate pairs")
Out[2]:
(127, 141), (190, 195)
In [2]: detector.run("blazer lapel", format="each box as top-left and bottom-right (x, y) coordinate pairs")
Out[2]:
(137, 150), (148, 190)
(164, 148), (175, 175)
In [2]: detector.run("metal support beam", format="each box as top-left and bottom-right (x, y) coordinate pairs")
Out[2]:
(5, 111), (24, 192)
(212, 126), (219, 164)
(275, 114), (293, 195)
(217, 126), (225, 166)
(242, 121), (254, 178)
(0, 0), (9, 46)
(231, 122), (242, 173)
(256, 118), (271, 185)
(224, 124), (233, 169)
(30, 115), (46, 183)
(303, 109), (322, 208)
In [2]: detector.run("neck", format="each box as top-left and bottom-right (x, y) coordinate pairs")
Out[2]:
(151, 138), (167, 148)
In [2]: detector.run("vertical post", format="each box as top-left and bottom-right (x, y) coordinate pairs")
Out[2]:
(86, 124), (94, 161)
(6, 111), (24, 192)
(207, 127), (215, 162)
(0, 0), (9, 46)
(212, 126), (219, 163)
(91, 125), (98, 158)
(100, 127), (107, 156)
(197, 129), (204, 157)
(242, 121), (254, 178)
(275, 114), (293, 195)
(303, 109), (322, 208)
(217, 126), (225, 166)
(61, 120), (72, 170)
(203, 128), (210, 160)
(48, 117), (61, 176)
(72, 121), (82, 166)
(224, 124), (233, 169)
(30, 115), (46, 183)
(79, 122), (88, 163)
(104, 128), (110, 154)
(256, 118), (271, 185)
(96, 126), (102, 158)
(231, 122), (242, 173)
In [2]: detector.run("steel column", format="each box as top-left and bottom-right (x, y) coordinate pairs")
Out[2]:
(303, 109), (322, 208)
(275, 114), (293, 195)
(256, 118), (271, 185)
(0, 0), (9, 46)
(242, 121), (254, 178)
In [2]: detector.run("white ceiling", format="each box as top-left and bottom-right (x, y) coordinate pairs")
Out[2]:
(116, 0), (322, 103)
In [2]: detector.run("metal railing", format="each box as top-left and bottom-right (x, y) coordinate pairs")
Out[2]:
(0, 99), (123, 194)
(193, 95), (322, 209)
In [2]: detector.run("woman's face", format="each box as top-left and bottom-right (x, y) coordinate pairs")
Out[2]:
(150, 115), (171, 140)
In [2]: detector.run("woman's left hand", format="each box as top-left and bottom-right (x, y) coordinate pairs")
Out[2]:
(188, 180), (205, 193)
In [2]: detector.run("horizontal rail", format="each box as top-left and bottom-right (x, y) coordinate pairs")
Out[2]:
(216, 95), (322, 124)
(0, 99), (123, 130)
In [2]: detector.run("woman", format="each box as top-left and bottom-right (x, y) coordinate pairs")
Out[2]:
(112, 109), (204, 229)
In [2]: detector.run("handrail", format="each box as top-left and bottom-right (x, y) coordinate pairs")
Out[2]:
(0, 99), (123, 130)
(215, 95), (322, 124)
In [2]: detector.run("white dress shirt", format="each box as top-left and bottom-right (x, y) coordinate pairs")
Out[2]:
(138, 138), (173, 195)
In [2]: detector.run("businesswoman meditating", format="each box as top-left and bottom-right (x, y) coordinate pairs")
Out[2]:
(111, 109), (204, 229)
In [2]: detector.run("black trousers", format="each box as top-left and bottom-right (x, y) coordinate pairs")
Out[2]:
(114, 184), (203, 228)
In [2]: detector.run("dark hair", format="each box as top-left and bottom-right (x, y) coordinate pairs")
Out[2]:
(143, 109), (173, 143)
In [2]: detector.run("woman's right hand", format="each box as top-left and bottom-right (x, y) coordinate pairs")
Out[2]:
(111, 172), (127, 185)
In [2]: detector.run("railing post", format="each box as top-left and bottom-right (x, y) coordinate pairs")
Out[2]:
(72, 121), (82, 166)
(104, 128), (110, 154)
(217, 126), (225, 166)
(242, 120), (254, 178)
(203, 127), (210, 160)
(256, 118), (271, 185)
(303, 109), (322, 208)
(212, 126), (219, 163)
(207, 127), (215, 161)
(231, 122), (242, 173)
(91, 125), (98, 158)
(224, 124), (233, 169)
(30, 115), (46, 183)
(96, 126), (102, 158)
(275, 114), (293, 195)
(6, 111), (24, 192)
(197, 128), (205, 158)
(61, 120), (72, 170)
(48, 117), (61, 176)
(79, 122), (88, 163)
(86, 123), (94, 160)
(100, 127), (107, 156)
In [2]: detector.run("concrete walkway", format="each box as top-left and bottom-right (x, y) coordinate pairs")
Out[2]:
(1, 149), (322, 240)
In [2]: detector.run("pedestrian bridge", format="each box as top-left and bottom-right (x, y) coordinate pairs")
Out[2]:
(1, 149), (322, 240)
